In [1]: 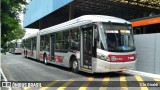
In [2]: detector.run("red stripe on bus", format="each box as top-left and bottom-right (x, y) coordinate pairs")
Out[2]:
(108, 54), (136, 62)
(40, 54), (43, 59)
(47, 55), (50, 60)
(54, 55), (63, 63)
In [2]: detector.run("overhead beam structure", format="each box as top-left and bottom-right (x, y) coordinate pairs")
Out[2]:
(24, 0), (160, 29)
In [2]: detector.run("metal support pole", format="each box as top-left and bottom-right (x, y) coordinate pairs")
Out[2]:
(69, 2), (74, 20)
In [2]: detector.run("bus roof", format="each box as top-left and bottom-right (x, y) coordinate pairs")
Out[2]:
(131, 14), (160, 27)
(40, 15), (130, 35)
(10, 39), (22, 43)
(22, 32), (38, 39)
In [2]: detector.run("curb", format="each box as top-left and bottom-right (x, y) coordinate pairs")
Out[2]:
(125, 70), (160, 79)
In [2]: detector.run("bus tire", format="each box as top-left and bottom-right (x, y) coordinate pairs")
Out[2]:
(71, 58), (79, 73)
(44, 54), (48, 64)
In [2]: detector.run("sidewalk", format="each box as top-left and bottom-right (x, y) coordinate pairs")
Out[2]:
(125, 70), (160, 79)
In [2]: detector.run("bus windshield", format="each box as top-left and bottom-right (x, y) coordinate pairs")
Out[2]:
(101, 22), (135, 52)
(17, 42), (22, 48)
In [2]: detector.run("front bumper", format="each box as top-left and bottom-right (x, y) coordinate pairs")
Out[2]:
(93, 58), (136, 73)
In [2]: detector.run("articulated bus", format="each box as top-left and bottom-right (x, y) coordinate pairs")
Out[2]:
(21, 15), (136, 73)
(8, 39), (22, 54)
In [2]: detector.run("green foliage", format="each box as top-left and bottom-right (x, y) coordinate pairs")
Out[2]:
(1, 0), (27, 47)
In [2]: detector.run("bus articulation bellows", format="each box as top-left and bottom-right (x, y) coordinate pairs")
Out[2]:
(21, 15), (136, 73)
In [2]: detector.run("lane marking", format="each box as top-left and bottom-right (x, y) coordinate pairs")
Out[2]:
(99, 77), (110, 90)
(0, 68), (12, 90)
(78, 77), (94, 90)
(1, 62), (15, 80)
(134, 75), (149, 90)
(2, 62), (28, 90)
(0, 68), (8, 81)
(120, 75), (128, 90)
(2, 58), (27, 90)
(24, 87), (30, 90)
(56, 80), (74, 90)
(39, 80), (59, 90)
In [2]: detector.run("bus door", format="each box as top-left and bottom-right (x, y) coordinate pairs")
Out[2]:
(81, 26), (93, 70)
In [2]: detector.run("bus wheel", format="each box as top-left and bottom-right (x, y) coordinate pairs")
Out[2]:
(44, 55), (48, 64)
(72, 58), (79, 73)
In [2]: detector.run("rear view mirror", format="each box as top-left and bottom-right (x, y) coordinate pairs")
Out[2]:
(94, 26), (99, 40)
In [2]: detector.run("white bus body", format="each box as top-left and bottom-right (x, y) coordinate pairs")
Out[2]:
(9, 39), (22, 54)
(22, 15), (136, 73)
(21, 33), (38, 59)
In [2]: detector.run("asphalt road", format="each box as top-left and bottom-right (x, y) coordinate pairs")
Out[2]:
(1, 53), (160, 90)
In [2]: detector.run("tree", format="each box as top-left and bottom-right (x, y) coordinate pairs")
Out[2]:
(1, 0), (27, 47)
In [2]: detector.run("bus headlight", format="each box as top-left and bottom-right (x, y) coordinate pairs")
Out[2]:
(97, 54), (110, 61)
(105, 57), (110, 61)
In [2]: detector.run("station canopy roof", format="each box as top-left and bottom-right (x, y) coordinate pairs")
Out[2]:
(24, 0), (160, 29)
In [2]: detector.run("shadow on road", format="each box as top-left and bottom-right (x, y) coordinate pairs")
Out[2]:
(24, 57), (133, 78)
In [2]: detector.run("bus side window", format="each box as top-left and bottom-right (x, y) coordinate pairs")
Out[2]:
(62, 30), (69, 51)
(70, 28), (80, 51)
(40, 36), (45, 51)
(44, 35), (50, 51)
(55, 32), (62, 51)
